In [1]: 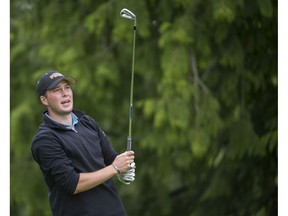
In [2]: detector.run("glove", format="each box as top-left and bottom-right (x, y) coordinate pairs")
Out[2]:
(118, 162), (136, 185)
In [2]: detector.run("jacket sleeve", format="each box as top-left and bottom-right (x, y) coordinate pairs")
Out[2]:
(31, 134), (80, 195)
(98, 125), (118, 165)
(84, 115), (118, 165)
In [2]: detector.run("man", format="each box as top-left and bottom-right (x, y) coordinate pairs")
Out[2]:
(31, 71), (135, 216)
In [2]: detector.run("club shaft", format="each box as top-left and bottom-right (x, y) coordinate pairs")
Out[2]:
(127, 22), (136, 151)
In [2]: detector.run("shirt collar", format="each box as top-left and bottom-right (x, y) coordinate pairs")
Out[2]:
(44, 112), (78, 130)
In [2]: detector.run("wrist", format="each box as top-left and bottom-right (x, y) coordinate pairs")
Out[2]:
(112, 164), (120, 174)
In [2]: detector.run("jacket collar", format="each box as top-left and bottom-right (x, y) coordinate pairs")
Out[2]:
(42, 109), (85, 130)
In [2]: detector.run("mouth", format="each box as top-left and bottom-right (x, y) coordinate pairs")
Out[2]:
(61, 99), (70, 105)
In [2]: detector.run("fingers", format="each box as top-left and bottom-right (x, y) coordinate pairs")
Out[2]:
(125, 151), (135, 169)
(113, 151), (136, 173)
(125, 151), (135, 157)
(130, 162), (136, 169)
(124, 151), (135, 163)
(118, 168), (136, 184)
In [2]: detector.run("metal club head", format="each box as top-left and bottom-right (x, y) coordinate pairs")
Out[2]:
(120, 8), (136, 20)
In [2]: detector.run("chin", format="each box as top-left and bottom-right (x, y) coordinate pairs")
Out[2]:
(62, 107), (73, 113)
(67, 107), (73, 112)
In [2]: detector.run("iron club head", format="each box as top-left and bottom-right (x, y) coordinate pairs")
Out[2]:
(120, 8), (136, 20)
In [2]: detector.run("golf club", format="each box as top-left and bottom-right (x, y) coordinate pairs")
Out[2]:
(120, 8), (137, 151)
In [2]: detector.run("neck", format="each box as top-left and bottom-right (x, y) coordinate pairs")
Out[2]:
(47, 111), (73, 126)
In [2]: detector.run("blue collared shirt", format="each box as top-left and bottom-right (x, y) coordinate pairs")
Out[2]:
(45, 112), (79, 131)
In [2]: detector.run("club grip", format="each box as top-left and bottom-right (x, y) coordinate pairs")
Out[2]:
(127, 137), (132, 151)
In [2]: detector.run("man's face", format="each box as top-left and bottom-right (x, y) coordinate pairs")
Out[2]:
(40, 80), (73, 117)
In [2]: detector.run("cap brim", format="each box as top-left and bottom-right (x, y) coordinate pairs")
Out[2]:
(47, 76), (77, 90)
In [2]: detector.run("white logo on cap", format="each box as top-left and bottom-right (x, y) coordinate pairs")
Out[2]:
(49, 72), (63, 79)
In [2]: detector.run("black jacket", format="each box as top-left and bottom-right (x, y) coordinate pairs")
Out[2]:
(31, 110), (127, 216)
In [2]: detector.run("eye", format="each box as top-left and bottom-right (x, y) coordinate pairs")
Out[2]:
(53, 88), (61, 92)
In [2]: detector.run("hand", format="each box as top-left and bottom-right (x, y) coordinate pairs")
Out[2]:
(118, 162), (136, 185)
(113, 151), (135, 173)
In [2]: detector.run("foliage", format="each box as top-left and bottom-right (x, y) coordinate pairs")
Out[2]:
(11, 0), (277, 215)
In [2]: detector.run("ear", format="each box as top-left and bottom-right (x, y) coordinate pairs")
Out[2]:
(40, 95), (49, 106)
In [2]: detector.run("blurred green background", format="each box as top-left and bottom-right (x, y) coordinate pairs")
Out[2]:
(10, 0), (277, 215)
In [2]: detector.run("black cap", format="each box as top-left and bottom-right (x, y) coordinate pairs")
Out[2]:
(36, 71), (76, 96)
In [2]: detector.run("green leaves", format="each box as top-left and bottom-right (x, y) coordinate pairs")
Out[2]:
(257, 0), (273, 18)
(220, 38), (244, 68)
(213, 2), (235, 23)
(228, 118), (261, 159)
(159, 22), (194, 47)
(84, 4), (108, 36)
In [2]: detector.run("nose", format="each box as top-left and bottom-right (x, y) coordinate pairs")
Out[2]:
(61, 87), (69, 96)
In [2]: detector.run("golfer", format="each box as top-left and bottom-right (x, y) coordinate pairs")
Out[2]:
(31, 71), (135, 216)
